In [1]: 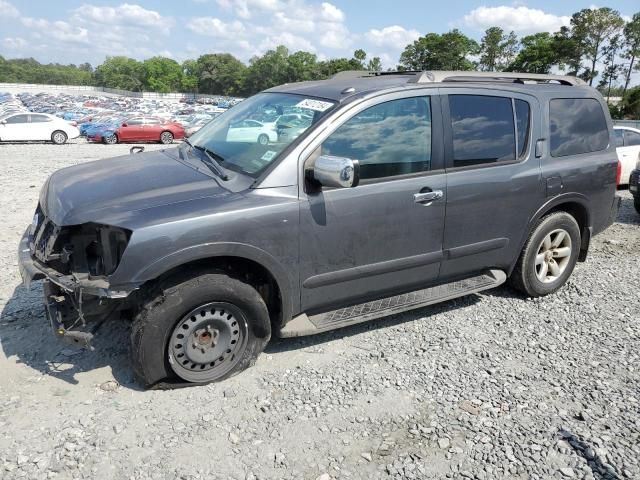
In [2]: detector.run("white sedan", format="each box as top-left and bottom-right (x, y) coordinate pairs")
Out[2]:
(226, 119), (278, 145)
(614, 126), (640, 186)
(0, 112), (80, 144)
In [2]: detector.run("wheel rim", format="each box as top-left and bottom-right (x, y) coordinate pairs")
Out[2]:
(168, 302), (248, 383)
(105, 134), (116, 144)
(161, 132), (173, 144)
(53, 132), (65, 144)
(258, 135), (268, 145)
(534, 228), (572, 283)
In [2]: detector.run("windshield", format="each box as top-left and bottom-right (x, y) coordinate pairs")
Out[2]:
(188, 92), (335, 177)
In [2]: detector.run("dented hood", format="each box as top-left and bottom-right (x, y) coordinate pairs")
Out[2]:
(40, 148), (233, 226)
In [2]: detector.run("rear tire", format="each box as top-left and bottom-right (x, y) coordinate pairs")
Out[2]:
(509, 211), (580, 297)
(258, 134), (269, 145)
(51, 130), (67, 145)
(104, 133), (118, 144)
(130, 270), (271, 388)
(160, 131), (174, 144)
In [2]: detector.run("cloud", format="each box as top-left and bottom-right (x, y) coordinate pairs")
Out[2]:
(462, 6), (570, 34)
(0, 0), (18, 18)
(366, 25), (420, 49)
(71, 3), (174, 29)
(21, 17), (90, 45)
(187, 17), (246, 37)
(2, 37), (26, 49)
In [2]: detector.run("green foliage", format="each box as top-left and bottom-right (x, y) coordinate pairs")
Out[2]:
(0, 56), (93, 85)
(399, 30), (479, 71)
(619, 86), (640, 118)
(622, 13), (640, 94)
(94, 56), (144, 91)
(479, 27), (519, 71)
(142, 57), (183, 93)
(507, 32), (557, 74)
(196, 53), (247, 96)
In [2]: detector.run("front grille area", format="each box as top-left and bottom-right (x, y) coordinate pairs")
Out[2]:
(31, 213), (61, 264)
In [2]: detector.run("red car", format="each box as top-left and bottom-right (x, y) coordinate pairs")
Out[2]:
(91, 116), (185, 144)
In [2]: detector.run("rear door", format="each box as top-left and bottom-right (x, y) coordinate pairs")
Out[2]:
(143, 117), (161, 141)
(438, 89), (544, 280)
(298, 92), (446, 312)
(29, 114), (54, 140)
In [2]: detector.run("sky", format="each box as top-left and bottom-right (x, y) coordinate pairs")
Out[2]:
(0, 0), (638, 70)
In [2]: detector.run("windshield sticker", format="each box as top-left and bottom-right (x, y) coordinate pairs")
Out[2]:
(295, 99), (333, 112)
(261, 150), (277, 161)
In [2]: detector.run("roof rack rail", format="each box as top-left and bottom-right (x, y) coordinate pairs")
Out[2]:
(330, 70), (421, 80)
(409, 71), (585, 86)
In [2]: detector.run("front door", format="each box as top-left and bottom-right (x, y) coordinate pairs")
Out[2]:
(299, 94), (446, 313)
(119, 117), (144, 141)
(0, 113), (31, 141)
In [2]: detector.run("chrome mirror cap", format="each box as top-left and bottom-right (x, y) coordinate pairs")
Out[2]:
(313, 155), (359, 188)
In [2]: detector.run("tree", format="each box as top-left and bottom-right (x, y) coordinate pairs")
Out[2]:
(197, 53), (247, 96)
(598, 34), (624, 102)
(553, 26), (582, 75)
(353, 49), (367, 68)
(181, 59), (199, 93)
(570, 7), (625, 85)
(508, 33), (557, 73)
(242, 46), (292, 94)
(399, 29), (479, 71)
(479, 27), (503, 71)
(286, 50), (320, 82)
(142, 56), (183, 93)
(367, 56), (382, 72)
(622, 13), (640, 95)
(94, 56), (144, 91)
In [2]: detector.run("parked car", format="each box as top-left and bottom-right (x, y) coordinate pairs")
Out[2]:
(88, 116), (185, 144)
(0, 112), (79, 144)
(184, 115), (215, 137)
(226, 119), (277, 144)
(629, 160), (640, 214)
(18, 71), (619, 387)
(613, 126), (640, 186)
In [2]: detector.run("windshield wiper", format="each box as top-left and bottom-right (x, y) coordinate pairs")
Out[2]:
(186, 141), (229, 181)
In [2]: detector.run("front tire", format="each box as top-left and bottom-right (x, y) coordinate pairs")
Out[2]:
(51, 130), (67, 145)
(131, 270), (271, 388)
(509, 212), (580, 297)
(103, 133), (118, 144)
(257, 134), (269, 145)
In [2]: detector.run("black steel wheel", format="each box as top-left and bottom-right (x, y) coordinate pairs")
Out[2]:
(168, 302), (249, 383)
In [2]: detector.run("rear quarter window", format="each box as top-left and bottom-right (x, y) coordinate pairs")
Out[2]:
(549, 98), (609, 157)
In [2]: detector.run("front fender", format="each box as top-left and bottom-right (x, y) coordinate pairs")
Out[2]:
(121, 242), (295, 325)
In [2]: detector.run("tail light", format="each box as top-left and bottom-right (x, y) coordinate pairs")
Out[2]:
(616, 160), (622, 186)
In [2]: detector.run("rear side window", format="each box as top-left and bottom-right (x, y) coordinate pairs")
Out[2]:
(30, 114), (52, 123)
(5, 114), (29, 124)
(549, 98), (608, 157)
(449, 95), (516, 168)
(624, 130), (640, 146)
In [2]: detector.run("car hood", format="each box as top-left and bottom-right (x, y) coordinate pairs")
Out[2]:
(40, 148), (236, 226)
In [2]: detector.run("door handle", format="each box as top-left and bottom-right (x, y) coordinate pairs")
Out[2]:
(414, 190), (443, 204)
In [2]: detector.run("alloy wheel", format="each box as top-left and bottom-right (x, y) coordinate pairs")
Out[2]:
(534, 228), (572, 283)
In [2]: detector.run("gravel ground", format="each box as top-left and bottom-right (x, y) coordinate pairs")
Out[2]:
(1, 140), (639, 480)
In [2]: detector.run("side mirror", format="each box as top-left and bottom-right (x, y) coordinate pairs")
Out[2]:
(121, 123), (128, 127)
(0, 120), (6, 125)
(313, 155), (359, 188)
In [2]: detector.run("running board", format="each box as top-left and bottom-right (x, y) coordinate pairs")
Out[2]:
(279, 269), (506, 337)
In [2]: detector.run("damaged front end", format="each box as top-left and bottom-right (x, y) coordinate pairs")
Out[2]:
(18, 206), (137, 348)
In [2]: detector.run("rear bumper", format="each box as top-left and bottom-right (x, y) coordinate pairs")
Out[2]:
(18, 228), (134, 298)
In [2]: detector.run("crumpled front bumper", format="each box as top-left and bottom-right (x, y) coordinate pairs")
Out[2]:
(18, 228), (133, 299)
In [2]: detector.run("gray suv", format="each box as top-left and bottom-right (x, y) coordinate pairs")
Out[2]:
(19, 71), (620, 387)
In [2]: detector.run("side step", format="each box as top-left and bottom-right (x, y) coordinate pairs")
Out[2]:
(279, 269), (506, 337)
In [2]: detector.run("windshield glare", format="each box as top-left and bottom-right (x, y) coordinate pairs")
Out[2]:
(188, 92), (335, 177)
